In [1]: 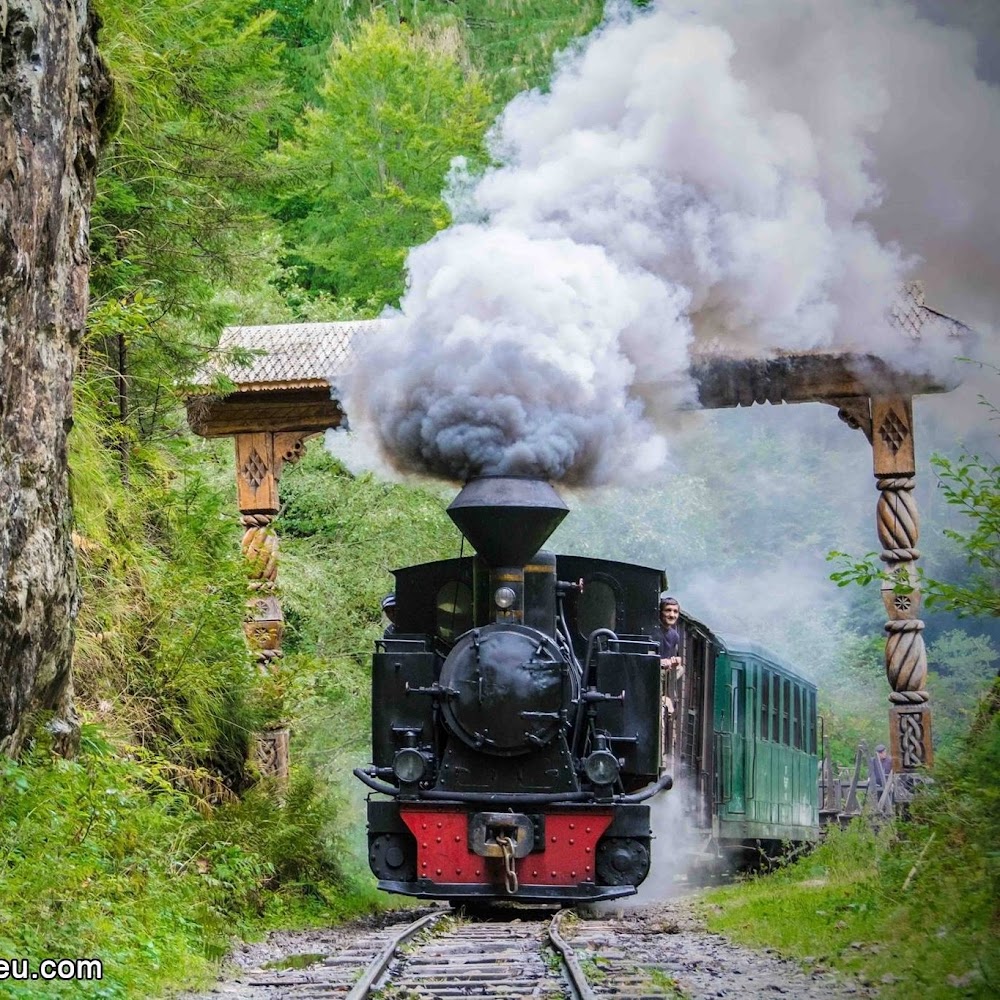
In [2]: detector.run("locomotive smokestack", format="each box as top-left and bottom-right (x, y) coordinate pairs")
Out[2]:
(447, 476), (569, 568)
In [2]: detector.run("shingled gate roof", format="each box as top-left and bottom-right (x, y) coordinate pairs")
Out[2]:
(189, 319), (384, 392)
(187, 283), (970, 401)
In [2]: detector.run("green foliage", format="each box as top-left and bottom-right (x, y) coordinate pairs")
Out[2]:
(92, 0), (286, 306)
(70, 377), (261, 785)
(0, 735), (219, 999)
(89, 0), (293, 445)
(197, 770), (374, 922)
(927, 629), (998, 751)
(257, 1), (606, 112)
(404, 0), (606, 107)
(272, 448), (458, 761)
(0, 733), (363, 998)
(705, 685), (1000, 998)
(816, 633), (887, 766)
(925, 451), (1000, 617)
(268, 13), (491, 307)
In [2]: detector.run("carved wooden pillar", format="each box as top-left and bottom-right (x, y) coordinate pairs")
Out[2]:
(235, 430), (313, 668)
(236, 432), (284, 666)
(235, 430), (313, 782)
(186, 375), (346, 788)
(871, 396), (932, 773)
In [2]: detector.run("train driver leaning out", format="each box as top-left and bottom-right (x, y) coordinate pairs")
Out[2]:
(652, 593), (684, 714)
(381, 592), (398, 638)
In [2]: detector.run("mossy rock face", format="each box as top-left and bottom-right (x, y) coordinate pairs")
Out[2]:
(0, 1), (111, 758)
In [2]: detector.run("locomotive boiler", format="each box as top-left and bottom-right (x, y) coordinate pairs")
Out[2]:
(355, 475), (673, 903)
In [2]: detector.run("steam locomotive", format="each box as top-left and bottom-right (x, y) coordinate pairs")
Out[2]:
(355, 476), (818, 903)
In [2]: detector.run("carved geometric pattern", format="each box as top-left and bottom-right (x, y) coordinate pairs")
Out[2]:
(898, 711), (926, 768)
(893, 593), (912, 613)
(878, 408), (909, 455)
(255, 728), (290, 782)
(241, 448), (267, 489)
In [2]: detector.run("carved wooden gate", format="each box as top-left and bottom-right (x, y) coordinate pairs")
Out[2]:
(186, 288), (970, 784)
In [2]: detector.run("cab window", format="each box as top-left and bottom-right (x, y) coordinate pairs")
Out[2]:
(577, 578), (618, 637)
(436, 581), (472, 642)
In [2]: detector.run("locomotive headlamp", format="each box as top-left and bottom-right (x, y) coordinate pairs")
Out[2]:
(393, 747), (426, 784)
(494, 586), (517, 609)
(584, 749), (620, 787)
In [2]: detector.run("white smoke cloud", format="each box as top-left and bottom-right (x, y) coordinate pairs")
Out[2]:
(347, 0), (1000, 485)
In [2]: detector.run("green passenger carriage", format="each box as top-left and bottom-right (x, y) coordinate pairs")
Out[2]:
(709, 637), (819, 851)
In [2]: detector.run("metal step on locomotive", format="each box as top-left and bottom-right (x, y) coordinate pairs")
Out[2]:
(354, 476), (819, 903)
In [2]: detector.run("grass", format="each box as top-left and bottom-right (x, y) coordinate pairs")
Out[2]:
(0, 731), (387, 999)
(645, 966), (687, 997)
(702, 695), (1000, 999)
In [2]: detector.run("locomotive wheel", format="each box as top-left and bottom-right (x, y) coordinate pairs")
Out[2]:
(369, 832), (417, 882)
(595, 837), (651, 887)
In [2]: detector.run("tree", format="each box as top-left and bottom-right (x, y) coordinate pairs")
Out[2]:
(269, 13), (491, 309)
(86, 1), (288, 448)
(926, 629), (998, 749)
(923, 449), (1000, 617)
(0, 2), (111, 754)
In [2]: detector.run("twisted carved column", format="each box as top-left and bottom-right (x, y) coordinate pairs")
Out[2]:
(871, 397), (932, 772)
(241, 511), (282, 667)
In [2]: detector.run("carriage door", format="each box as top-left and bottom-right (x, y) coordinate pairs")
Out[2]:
(728, 665), (747, 813)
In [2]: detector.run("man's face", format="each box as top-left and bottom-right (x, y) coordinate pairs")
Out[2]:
(660, 603), (680, 627)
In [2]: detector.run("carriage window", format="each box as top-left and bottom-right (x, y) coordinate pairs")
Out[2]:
(760, 670), (770, 741)
(793, 687), (803, 749)
(808, 690), (817, 754)
(771, 674), (780, 744)
(731, 666), (744, 735)
(782, 679), (791, 745)
(577, 578), (617, 637)
(436, 581), (473, 642)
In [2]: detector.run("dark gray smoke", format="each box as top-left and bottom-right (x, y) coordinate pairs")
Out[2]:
(346, 0), (1000, 485)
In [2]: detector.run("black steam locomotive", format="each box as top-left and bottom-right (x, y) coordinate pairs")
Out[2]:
(355, 476), (818, 903)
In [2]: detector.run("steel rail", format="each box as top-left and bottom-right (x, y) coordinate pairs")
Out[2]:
(344, 910), (444, 1000)
(548, 909), (598, 1000)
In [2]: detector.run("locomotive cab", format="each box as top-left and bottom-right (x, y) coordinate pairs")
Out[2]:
(358, 476), (673, 903)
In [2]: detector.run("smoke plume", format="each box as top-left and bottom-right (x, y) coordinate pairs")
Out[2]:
(347, 0), (1000, 485)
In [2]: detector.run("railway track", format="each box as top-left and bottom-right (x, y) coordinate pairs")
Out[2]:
(192, 899), (880, 999)
(353, 908), (681, 999)
(213, 908), (683, 998)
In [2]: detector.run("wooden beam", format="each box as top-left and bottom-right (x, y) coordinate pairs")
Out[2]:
(186, 386), (345, 437)
(689, 353), (957, 410)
